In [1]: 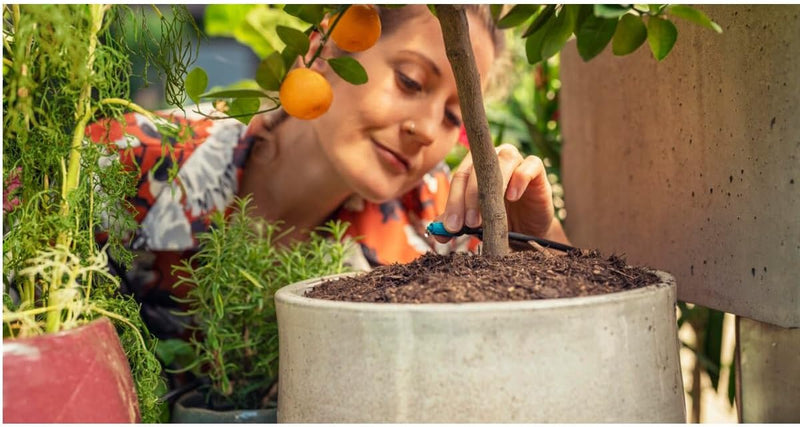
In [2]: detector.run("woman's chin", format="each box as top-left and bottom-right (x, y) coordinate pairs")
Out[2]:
(354, 182), (404, 204)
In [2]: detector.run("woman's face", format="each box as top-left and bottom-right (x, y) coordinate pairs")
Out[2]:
(311, 7), (495, 203)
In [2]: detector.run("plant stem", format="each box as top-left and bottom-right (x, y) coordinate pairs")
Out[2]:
(61, 4), (105, 216)
(305, 6), (349, 69)
(100, 97), (160, 122)
(435, 5), (509, 256)
(50, 4), (106, 332)
(92, 306), (148, 350)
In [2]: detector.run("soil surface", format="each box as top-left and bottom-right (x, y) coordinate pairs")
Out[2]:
(306, 250), (661, 303)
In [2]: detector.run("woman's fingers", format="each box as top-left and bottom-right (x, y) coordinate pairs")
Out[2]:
(463, 145), (522, 227)
(506, 154), (546, 203)
(442, 144), (524, 232)
(442, 153), (473, 233)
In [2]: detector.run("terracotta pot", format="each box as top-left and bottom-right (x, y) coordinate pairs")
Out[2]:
(171, 390), (278, 423)
(275, 271), (685, 422)
(3, 317), (140, 423)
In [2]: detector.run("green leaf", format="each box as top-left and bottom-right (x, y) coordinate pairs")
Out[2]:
(575, 4), (596, 30)
(185, 68), (208, 105)
(204, 4), (257, 37)
(497, 4), (540, 29)
(155, 339), (196, 367)
(229, 97), (261, 124)
(521, 5), (556, 38)
(612, 13), (647, 56)
(703, 309), (725, 390)
(490, 4), (503, 22)
(427, 5), (438, 17)
(276, 25), (310, 57)
(648, 4), (665, 15)
(728, 359), (736, 407)
(255, 53), (285, 91)
(327, 57), (368, 85)
(199, 89), (270, 99)
(647, 16), (678, 61)
(233, 11), (275, 58)
(281, 47), (300, 70)
(235, 6), (309, 59)
(541, 5), (579, 60)
(525, 19), (553, 64)
(238, 267), (264, 289)
(594, 4), (632, 19)
(576, 14), (618, 61)
(282, 4), (326, 25)
(667, 5), (722, 33)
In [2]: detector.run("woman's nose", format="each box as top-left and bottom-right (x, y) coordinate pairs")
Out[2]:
(401, 119), (434, 146)
(401, 111), (438, 147)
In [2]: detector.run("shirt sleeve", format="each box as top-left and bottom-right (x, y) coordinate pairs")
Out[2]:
(86, 105), (250, 252)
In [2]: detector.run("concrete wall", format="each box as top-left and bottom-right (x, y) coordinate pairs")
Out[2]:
(738, 317), (800, 421)
(559, 5), (799, 327)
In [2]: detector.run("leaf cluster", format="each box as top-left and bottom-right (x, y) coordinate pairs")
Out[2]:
(3, 4), (202, 422)
(110, 5), (202, 109)
(184, 5), (368, 124)
(167, 196), (353, 410)
(493, 4), (721, 64)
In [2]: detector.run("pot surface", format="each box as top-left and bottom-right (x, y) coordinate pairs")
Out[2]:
(171, 390), (277, 423)
(276, 271), (685, 422)
(3, 317), (140, 423)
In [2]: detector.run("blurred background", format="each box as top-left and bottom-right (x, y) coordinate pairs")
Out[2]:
(125, 5), (737, 422)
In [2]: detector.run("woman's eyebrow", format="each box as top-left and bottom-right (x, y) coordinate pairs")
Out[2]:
(398, 49), (441, 77)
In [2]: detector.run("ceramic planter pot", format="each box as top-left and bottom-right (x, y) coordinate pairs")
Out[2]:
(171, 390), (277, 423)
(3, 317), (140, 423)
(275, 271), (685, 422)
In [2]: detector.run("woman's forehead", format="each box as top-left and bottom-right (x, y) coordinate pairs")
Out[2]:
(377, 9), (496, 84)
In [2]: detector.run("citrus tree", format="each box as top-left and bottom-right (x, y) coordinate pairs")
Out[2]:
(184, 4), (720, 256)
(184, 5), (377, 123)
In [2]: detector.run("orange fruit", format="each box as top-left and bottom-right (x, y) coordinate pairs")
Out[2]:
(279, 68), (333, 120)
(330, 5), (382, 53)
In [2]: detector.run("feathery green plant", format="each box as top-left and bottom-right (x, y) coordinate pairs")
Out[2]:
(168, 196), (353, 410)
(3, 4), (199, 422)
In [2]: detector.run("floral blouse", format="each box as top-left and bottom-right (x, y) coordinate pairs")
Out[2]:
(87, 105), (477, 339)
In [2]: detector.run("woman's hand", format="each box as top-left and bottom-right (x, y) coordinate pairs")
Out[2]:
(438, 144), (569, 244)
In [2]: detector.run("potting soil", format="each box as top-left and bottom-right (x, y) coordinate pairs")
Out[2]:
(306, 250), (660, 303)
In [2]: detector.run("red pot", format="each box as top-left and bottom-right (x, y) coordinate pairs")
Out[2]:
(3, 317), (141, 423)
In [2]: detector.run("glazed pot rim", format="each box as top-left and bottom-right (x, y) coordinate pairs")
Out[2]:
(276, 270), (675, 312)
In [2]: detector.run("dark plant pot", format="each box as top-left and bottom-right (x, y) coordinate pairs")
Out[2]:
(172, 390), (277, 423)
(3, 317), (140, 422)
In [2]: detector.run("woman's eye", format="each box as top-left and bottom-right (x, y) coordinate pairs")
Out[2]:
(396, 71), (422, 92)
(445, 110), (462, 128)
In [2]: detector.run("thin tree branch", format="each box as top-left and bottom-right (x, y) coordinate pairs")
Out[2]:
(435, 5), (509, 256)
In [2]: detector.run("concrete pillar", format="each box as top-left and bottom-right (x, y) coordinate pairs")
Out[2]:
(559, 6), (800, 421)
(737, 317), (800, 422)
(559, 5), (799, 328)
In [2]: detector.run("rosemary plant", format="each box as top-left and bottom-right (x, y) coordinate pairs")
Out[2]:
(170, 196), (353, 410)
(3, 4), (199, 422)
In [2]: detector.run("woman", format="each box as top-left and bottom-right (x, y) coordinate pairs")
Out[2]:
(89, 5), (569, 339)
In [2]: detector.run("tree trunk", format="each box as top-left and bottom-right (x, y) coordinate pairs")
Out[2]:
(435, 5), (509, 257)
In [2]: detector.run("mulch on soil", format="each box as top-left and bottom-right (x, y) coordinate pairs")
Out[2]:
(306, 249), (661, 303)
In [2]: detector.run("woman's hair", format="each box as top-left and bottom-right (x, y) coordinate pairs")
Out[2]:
(377, 5), (511, 102)
(378, 5), (504, 57)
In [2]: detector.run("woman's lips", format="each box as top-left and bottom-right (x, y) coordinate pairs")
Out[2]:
(372, 139), (409, 174)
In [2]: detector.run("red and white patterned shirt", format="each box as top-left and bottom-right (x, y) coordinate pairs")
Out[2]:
(87, 106), (477, 338)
